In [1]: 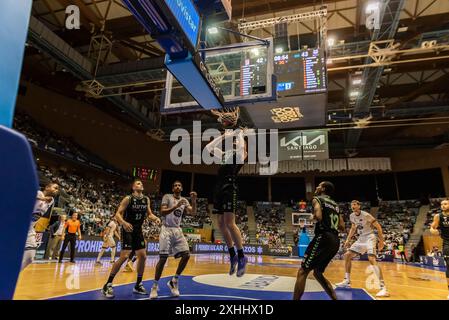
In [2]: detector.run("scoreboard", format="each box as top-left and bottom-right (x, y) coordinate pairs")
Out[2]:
(274, 48), (326, 96)
(240, 56), (268, 96)
(132, 167), (158, 182)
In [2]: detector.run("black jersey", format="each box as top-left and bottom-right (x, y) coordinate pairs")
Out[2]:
(438, 213), (449, 241)
(313, 195), (340, 235)
(217, 133), (244, 182)
(123, 195), (148, 229)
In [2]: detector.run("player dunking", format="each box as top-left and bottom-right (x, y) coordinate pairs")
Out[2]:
(293, 181), (344, 300)
(336, 200), (389, 297)
(150, 181), (197, 299)
(206, 107), (248, 277)
(95, 217), (120, 265)
(101, 180), (160, 298)
(21, 182), (59, 270)
(430, 198), (449, 299)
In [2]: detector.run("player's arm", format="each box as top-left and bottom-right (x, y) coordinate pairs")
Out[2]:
(103, 226), (110, 239)
(344, 223), (357, 248)
(338, 213), (345, 232)
(186, 192), (197, 215)
(312, 198), (322, 221)
(237, 130), (248, 162)
(160, 196), (184, 216)
(115, 196), (133, 232)
(114, 228), (121, 240)
(430, 214), (440, 235)
(146, 198), (161, 225)
(370, 216), (385, 251)
(205, 133), (225, 159)
(36, 191), (52, 203)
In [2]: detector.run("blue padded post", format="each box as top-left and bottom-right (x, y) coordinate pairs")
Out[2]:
(0, 0), (36, 300)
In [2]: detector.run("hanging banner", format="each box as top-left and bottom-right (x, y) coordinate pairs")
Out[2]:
(278, 130), (329, 161)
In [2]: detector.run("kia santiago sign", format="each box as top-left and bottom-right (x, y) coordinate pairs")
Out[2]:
(278, 130), (329, 161)
(165, 0), (201, 48)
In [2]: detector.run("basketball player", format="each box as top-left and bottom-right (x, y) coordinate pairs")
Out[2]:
(293, 181), (344, 300)
(150, 181), (197, 299)
(430, 198), (449, 299)
(21, 182), (59, 270)
(101, 180), (160, 298)
(96, 217), (120, 265)
(336, 200), (390, 297)
(206, 108), (248, 277)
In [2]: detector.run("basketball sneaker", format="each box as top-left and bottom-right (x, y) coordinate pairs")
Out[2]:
(229, 255), (238, 275)
(236, 256), (248, 277)
(101, 283), (114, 298)
(150, 284), (158, 299)
(167, 280), (180, 297)
(376, 287), (390, 297)
(133, 283), (148, 295)
(95, 261), (102, 266)
(336, 279), (351, 288)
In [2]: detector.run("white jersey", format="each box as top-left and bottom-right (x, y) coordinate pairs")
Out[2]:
(33, 190), (54, 221)
(161, 194), (190, 228)
(106, 220), (117, 237)
(25, 191), (54, 250)
(350, 210), (375, 238)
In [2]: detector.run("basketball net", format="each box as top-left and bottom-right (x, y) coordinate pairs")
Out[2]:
(211, 107), (240, 128)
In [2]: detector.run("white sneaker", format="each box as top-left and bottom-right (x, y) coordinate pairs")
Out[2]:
(150, 285), (158, 299)
(335, 279), (351, 288)
(376, 288), (390, 297)
(167, 280), (180, 297)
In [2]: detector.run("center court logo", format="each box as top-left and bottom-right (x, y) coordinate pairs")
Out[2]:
(170, 121), (279, 175)
(193, 274), (325, 293)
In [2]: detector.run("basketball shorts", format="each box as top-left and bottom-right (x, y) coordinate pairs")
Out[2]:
(350, 234), (377, 255)
(213, 178), (238, 215)
(102, 235), (116, 248)
(121, 229), (146, 251)
(24, 222), (38, 250)
(302, 231), (340, 273)
(159, 226), (189, 257)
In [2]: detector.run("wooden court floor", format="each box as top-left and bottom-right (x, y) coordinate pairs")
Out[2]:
(14, 254), (449, 300)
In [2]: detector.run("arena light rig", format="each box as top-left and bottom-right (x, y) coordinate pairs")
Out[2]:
(122, 0), (225, 110)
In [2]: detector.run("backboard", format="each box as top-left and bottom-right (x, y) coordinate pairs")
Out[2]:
(161, 38), (275, 113)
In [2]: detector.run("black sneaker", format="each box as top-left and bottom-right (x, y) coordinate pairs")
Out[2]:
(102, 283), (114, 298)
(133, 283), (148, 295)
(229, 255), (238, 275)
(236, 256), (248, 277)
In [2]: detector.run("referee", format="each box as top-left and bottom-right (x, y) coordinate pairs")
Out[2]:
(58, 212), (82, 263)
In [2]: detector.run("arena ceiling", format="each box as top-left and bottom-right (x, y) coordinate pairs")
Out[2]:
(22, 0), (449, 157)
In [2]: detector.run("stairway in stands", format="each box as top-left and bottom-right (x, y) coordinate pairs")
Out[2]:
(284, 207), (295, 246)
(405, 205), (429, 255)
(247, 206), (257, 243)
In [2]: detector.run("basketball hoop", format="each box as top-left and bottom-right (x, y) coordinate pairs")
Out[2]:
(211, 107), (240, 128)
